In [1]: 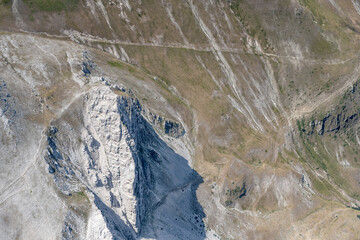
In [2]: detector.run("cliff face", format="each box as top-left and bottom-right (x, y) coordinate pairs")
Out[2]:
(2, 0), (360, 239)
(46, 85), (205, 239)
(303, 82), (360, 137)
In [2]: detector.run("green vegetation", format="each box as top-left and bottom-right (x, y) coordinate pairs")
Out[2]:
(75, 191), (86, 197)
(309, 172), (332, 196)
(300, 0), (327, 25)
(230, 0), (270, 49)
(249, 156), (262, 166)
(278, 151), (288, 164)
(1, 0), (11, 5)
(225, 200), (233, 206)
(23, 0), (78, 12)
(217, 146), (228, 154)
(296, 109), (356, 200)
(227, 185), (246, 198)
(108, 60), (137, 74)
(297, 119), (306, 138)
(311, 37), (333, 55)
(299, 0), (351, 49)
(108, 61), (125, 69)
(303, 137), (328, 171)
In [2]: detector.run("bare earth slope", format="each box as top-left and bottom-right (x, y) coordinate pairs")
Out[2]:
(1, 0), (360, 239)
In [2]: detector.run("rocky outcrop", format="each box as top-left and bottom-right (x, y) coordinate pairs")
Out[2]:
(147, 111), (185, 138)
(303, 82), (360, 136)
(309, 111), (358, 136)
(0, 80), (17, 135)
(82, 51), (96, 77)
(45, 126), (81, 195)
(45, 85), (205, 239)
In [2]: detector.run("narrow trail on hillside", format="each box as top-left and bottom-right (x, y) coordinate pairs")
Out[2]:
(0, 90), (86, 199)
(291, 61), (360, 119)
(0, 27), (355, 66)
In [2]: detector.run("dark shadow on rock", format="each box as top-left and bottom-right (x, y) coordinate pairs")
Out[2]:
(93, 193), (137, 240)
(43, 90), (206, 240)
(116, 96), (206, 240)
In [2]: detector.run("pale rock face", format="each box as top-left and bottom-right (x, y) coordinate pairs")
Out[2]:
(84, 86), (138, 231)
(46, 84), (206, 239)
(86, 205), (113, 240)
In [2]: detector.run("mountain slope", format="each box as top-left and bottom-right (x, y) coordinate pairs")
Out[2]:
(1, 0), (360, 239)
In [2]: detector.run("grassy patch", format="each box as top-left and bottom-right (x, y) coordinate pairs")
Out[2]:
(297, 113), (353, 200)
(108, 60), (144, 80)
(128, 65), (136, 73)
(309, 173), (332, 196)
(300, 0), (327, 25)
(1, 0), (11, 5)
(108, 61), (125, 69)
(299, 0), (351, 48)
(225, 199), (233, 207)
(311, 37), (333, 55)
(23, 0), (78, 12)
(230, 0), (270, 49)
(75, 191), (86, 197)
(304, 139), (328, 171)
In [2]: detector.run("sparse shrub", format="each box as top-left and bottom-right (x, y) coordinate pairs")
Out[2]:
(225, 200), (233, 206)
